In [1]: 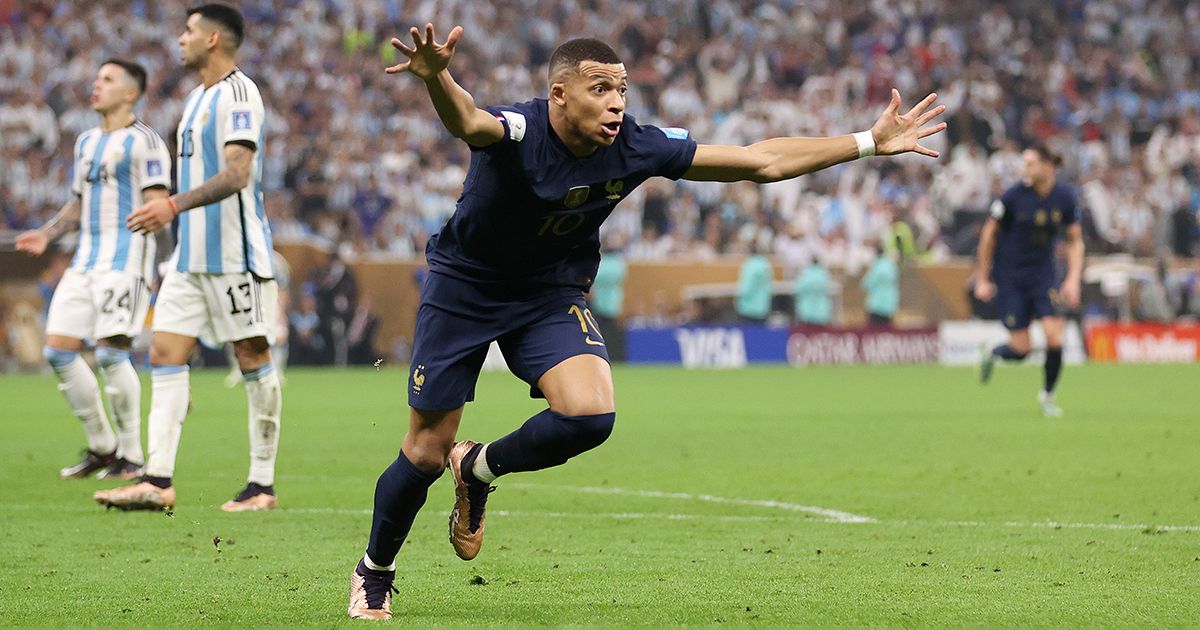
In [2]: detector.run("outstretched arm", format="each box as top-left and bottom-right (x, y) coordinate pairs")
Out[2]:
(386, 24), (503, 147)
(683, 89), (946, 183)
(15, 196), (82, 255)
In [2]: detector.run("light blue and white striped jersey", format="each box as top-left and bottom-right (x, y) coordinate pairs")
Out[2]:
(70, 121), (171, 279)
(172, 68), (273, 278)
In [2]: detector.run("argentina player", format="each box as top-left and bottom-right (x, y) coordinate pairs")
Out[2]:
(975, 144), (1085, 416)
(17, 60), (170, 481)
(96, 4), (281, 513)
(348, 24), (947, 619)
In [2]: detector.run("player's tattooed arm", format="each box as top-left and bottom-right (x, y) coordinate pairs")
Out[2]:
(386, 23), (504, 147)
(171, 144), (254, 210)
(126, 144), (254, 234)
(15, 196), (81, 256)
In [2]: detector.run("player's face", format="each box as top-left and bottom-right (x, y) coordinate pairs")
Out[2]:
(1021, 149), (1053, 187)
(178, 13), (211, 69)
(91, 64), (134, 114)
(560, 61), (627, 148)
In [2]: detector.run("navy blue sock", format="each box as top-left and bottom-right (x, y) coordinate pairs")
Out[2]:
(1044, 347), (1063, 393)
(485, 409), (616, 477)
(365, 451), (443, 566)
(991, 344), (1028, 362)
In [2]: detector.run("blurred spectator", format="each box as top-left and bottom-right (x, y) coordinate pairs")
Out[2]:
(288, 290), (327, 366)
(5, 301), (43, 370)
(1168, 203), (1197, 258)
(734, 245), (773, 325)
(590, 248), (627, 361)
(315, 252), (358, 366)
(793, 257), (833, 326)
(1136, 258), (1176, 323)
(346, 294), (380, 365)
(861, 246), (900, 327)
(352, 175), (393, 240)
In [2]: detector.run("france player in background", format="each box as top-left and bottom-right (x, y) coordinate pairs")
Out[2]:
(347, 23), (947, 620)
(16, 60), (170, 482)
(97, 4), (282, 513)
(974, 144), (1085, 417)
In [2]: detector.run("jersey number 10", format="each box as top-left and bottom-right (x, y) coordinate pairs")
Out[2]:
(538, 214), (586, 237)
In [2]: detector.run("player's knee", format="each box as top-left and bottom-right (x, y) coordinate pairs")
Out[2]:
(404, 441), (452, 474)
(95, 346), (130, 368)
(551, 389), (615, 418)
(150, 337), (187, 366)
(561, 411), (616, 454)
(43, 346), (77, 369)
(233, 336), (271, 368)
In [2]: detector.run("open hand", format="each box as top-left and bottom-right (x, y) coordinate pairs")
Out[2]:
(385, 24), (463, 80)
(870, 89), (947, 158)
(15, 230), (48, 256)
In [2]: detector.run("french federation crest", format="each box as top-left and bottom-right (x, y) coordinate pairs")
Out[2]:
(564, 185), (590, 209)
(605, 179), (624, 200)
(411, 364), (426, 395)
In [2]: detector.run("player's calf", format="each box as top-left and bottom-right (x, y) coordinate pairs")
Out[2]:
(485, 410), (616, 474)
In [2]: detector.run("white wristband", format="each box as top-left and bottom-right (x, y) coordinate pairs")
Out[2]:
(853, 130), (876, 158)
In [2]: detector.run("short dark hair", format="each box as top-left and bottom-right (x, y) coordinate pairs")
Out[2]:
(548, 38), (622, 82)
(102, 58), (147, 96)
(188, 3), (244, 50)
(1027, 142), (1062, 167)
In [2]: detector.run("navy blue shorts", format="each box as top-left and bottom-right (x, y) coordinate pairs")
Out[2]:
(996, 277), (1061, 330)
(407, 272), (610, 410)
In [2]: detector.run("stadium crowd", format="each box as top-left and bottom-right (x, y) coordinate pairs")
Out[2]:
(2, 0), (1200, 275)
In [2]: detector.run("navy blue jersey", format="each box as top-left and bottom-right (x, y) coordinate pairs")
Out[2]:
(989, 181), (1079, 282)
(425, 98), (697, 289)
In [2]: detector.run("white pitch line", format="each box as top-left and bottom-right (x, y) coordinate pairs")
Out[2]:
(4, 484), (1199, 534)
(3, 503), (1196, 532)
(909, 519), (1200, 533)
(506, 482), (877, 524)
(284, 507), (786, 523)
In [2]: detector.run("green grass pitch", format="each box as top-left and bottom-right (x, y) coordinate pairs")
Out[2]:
(1, 363), (1197, 626)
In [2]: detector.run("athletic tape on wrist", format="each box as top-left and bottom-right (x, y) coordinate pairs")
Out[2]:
(853, 130), (876, 158)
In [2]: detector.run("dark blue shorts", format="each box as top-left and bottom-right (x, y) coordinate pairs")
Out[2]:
(407, 272), (610, 410)
(996, 277), (1061, 330)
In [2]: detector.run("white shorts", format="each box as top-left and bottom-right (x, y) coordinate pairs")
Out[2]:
(46, 268), (151, 341)
(152, 271), (277, 344)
